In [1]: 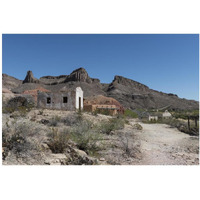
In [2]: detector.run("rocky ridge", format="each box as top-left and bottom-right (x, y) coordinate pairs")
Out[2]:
(2, 67), (199, 111)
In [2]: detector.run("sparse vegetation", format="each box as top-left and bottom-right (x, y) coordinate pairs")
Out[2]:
(2, 96), (34, 116)
(172, 109), (199, 120)
(48, 115), (61, 127)
(142, 117), (198, 135)
(70, 120), (103, 156)
(132, 123), (143, 130)
(97, 109), (110, 116)
(38, 109), (44, 115)
(47, 128), (70, 153)
(2, 103), (198, 165)
(99, 117), (125, 135)
(2, 120), (41, 161)
(124, 109), (138, 118)
(76, 109), (84, 122)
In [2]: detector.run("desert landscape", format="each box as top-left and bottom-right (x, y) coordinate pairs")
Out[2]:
(2, 68), (199, 165)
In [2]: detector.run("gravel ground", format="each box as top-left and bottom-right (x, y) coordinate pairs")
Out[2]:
(129, 121), (199, 165)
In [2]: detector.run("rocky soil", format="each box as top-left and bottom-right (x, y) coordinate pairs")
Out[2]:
(2, 109), (199, 165)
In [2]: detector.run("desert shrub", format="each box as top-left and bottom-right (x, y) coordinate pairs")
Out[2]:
(40, 119), (50, 125)
(92, 110), (98, 116)
(48, 115), (61, 127)
(76, 109), (84, 122)
(47, 128), (70, 153)
(98, 109), (110, 116)
(100, 118), (125, 135)
(124, 109), (138, 118)
(2, 120), (40, 160)
(3, 96), (34, 115)
(132, 123), (143, 130)
(70, 120), (102, 156)
(61, 112), (84, 126)
(38, 109), (44, 115)
(119, 132), (132, 157)
(118, 132), (141, 158)
(172, 110), (199, 120)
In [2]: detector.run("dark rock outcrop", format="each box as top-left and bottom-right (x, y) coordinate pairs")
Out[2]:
(112, 76), (149, 91)
(63, 68), (100, 84)
(23, 71), (40, 84)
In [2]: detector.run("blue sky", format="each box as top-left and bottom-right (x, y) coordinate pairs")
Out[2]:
(2, 34), (199, 101)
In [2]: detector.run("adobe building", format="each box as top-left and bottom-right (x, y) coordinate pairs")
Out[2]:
(83, 95), (124, 115)
(37, 87), (83, 111)
(22, 87), (50, 103)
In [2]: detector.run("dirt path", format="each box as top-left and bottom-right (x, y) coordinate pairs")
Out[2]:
(130, 122), (199, 165)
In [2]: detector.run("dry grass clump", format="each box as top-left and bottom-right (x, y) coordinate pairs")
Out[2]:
(47, 128), (70, 153)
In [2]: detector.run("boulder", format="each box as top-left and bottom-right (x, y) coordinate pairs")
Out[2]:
(44, 154), (68, 165)
(74, 149), (88, 157)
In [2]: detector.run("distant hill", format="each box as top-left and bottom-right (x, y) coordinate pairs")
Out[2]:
(2, 67), (199, 111)
(2, 74), (22, 90)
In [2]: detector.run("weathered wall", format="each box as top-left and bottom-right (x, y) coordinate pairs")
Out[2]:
(149, 116), (158, 121)
(37, 91), (76, 110)
(75, 87), (83, 110)
(84, 104), (118, 115)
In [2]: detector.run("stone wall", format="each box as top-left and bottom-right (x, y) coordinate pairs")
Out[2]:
(37, 91), (76, 111)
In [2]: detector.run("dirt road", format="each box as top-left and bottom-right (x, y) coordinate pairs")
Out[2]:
(131, 122), (199, 165)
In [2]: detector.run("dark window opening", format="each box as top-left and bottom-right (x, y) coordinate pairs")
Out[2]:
(47, 97), (51, 104)
(63, 97), (68, 103)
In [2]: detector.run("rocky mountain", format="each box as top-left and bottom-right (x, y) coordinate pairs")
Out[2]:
(2, 74), (22, 90)
(106, 76), (198, 110)
(2, 67), (199, 111)
(11, 68), (106, 97)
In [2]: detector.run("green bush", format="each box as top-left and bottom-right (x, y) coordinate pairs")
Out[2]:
(172, 110), (199, 120)
(99, 118), (125, 135)
(124, 109), (138, 118)
(70, 120), (102, 156)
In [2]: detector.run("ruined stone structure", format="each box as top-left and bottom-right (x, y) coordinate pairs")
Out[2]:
(148, 115), (158, 121)
(84, 104), (119, 115)
(22, 87), (50, 103)
(83, 95), (124, 115)
(37, 87), (83, 111)
(162, 110), (172, 119)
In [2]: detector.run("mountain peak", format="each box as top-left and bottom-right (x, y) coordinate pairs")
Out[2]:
(23, 70), (40, 84)
(64, 67), (95, 83)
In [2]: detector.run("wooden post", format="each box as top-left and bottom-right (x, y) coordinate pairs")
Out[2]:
(188, 116), (191, 130)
